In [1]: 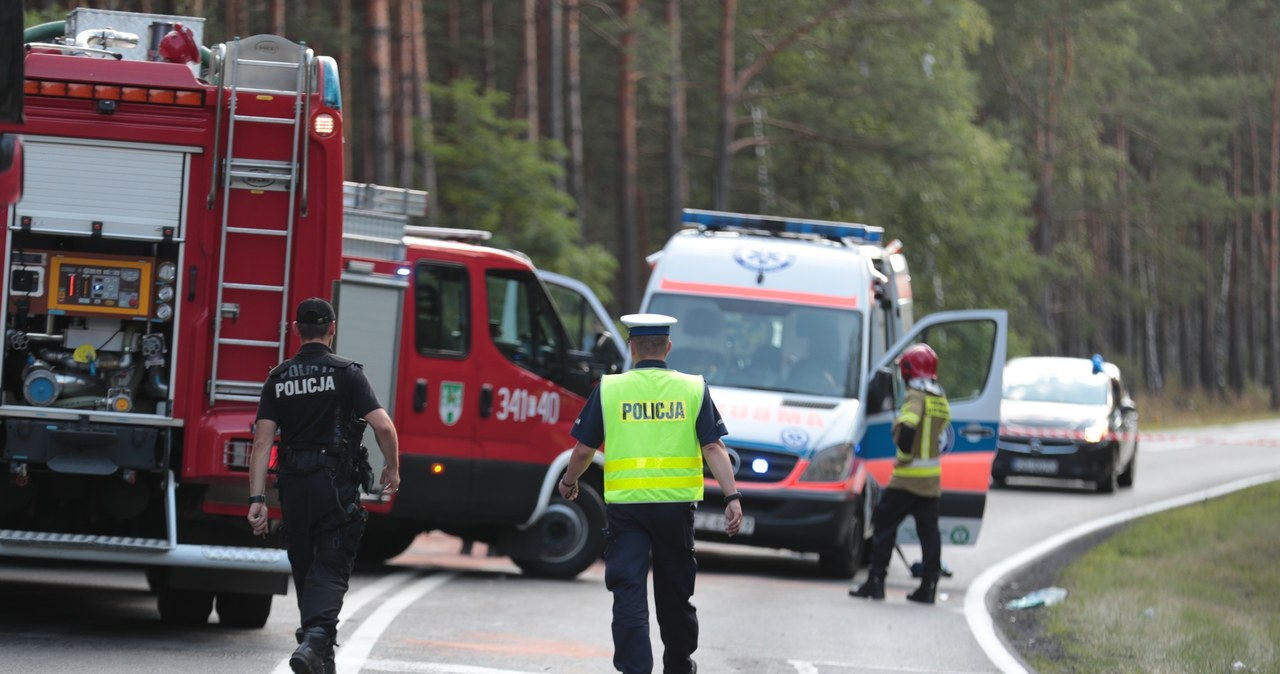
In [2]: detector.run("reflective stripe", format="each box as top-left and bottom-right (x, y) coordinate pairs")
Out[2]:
(894, 465), (942, 478)
(605, 475), (705, 493)
(605, 456), (704, 473)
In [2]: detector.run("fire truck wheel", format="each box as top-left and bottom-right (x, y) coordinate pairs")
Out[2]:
(817, 507), (867, 579)
(356, 518), (422, 564)
(216, 591), (273, 629)
(512, 482), (606, 580)
(156, 588), (214, 626)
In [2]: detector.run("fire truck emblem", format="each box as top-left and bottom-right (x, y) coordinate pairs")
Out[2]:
(733, 247), (795, 276)
(440, 381), (464, 426)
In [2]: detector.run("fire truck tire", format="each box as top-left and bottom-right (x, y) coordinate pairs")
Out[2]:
(512, 483), (606, 580)
(817, 507), (867, 579)
(156, 588), (214, 626)
(216, 591), (273, 629)
(356, 518), (421, 564)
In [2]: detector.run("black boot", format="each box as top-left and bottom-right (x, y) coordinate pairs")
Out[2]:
(849, 574), (885, 600)
(290, 628), (334, 674)
(907, 576), (938, 604)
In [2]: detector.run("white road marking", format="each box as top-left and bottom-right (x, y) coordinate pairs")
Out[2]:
(360, 659), (557, 673)
(790, 660), (992, 673)
(270, 570), (426, 674)
(336, 572), (458, 673)
(965, 471), (1280, 674)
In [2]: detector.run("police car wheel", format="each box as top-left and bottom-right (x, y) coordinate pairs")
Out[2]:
(512, 482), (606, 580)
(216, 591), (273, 629)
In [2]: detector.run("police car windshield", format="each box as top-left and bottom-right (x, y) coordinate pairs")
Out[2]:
(1003, 361), (1109, 406)
(647, 293), (862, 397)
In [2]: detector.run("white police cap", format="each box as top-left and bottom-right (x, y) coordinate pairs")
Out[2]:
(621, 313), (678, 337)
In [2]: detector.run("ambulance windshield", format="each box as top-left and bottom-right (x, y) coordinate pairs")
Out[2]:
(647, 293), (862, 397)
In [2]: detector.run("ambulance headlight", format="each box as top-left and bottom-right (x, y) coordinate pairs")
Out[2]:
(800, 441), (853, 482)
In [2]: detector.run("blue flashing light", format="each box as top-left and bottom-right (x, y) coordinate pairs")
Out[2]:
(318, 56), (343, 111)
(682, 209), (883, 243)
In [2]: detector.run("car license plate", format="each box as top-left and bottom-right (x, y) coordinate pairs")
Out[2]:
(1011, 457), (1059, 475)
(694, 511), (755, 536)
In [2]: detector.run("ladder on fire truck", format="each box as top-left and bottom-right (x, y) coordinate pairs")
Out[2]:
(208, 35), (313, 403)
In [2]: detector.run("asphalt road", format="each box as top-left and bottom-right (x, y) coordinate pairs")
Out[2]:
(1, 419), (1277, 674)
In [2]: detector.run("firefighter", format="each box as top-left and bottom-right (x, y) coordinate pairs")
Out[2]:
(850, 343), (950, 604)
(559, 313), (744, 674)
(247, 298), (400, 674)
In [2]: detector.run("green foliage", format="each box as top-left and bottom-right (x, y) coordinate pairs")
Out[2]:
(427, 80), (616, 304)
(1033, 483), (1280, 673)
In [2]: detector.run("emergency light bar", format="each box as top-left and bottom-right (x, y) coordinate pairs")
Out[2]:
(24, 78), (205, 106)
(682, 208), (883, 243)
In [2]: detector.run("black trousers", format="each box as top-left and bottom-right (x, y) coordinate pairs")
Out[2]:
(277, 450), (367, 641)
(604, 502), (699, 674)
(866, 487), (941, 580)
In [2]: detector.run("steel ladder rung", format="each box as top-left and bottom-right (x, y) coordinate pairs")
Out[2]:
(225, 226), (288, 236)
(223, 282), (285, 292)
(232, 114), (296, 125)
(217, 338), (281, 348)
(236, 59), (301, 69)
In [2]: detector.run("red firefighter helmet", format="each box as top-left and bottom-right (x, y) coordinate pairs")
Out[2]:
(899, 343), (938, 380)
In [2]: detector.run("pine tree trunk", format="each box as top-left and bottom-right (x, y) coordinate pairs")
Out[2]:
(367, 0), (393, 185)
(713, 0), (736, 210)
(548, 0), (565, 194)
(395, 0), (415, 186)
(1250, 115), (1264, 382)
(1229, 131), (1245, 393)
(522, 0), (539, 141)
(479, 0), (495, 90)
(565, 0), (585, 231)
(618, 0), (640, 310)
(447, 0), (461, 82)
(411, 0), (438, 222)
(665, 0), (686, 233)
(269, 0), (286, 36)
(339, 0), (353, 179)
(1268, 50), (1280, 409)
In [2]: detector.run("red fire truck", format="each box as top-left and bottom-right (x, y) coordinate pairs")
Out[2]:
(334, 200), (627, 578)
(0, 9), (345, 627)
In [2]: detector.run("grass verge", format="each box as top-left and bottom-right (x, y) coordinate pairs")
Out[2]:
(1024, 482), (1280, 674)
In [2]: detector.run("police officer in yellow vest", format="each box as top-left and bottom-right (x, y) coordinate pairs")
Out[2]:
(850, 343), (950, 604)
(559, 313), (742, 674)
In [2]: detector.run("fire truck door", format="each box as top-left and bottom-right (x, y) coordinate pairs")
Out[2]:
(475, 269), (587, 523)
(385, 259), (478, 518)
(858, 310), (1007, 547)
(333, 273), (405, 500)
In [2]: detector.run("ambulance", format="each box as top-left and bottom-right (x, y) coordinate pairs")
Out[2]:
(639, 210), (1006, 577)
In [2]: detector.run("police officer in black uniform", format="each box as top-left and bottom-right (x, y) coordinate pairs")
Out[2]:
(247, 298), (400, 674)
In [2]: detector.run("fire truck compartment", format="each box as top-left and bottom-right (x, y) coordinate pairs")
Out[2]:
(4, 418), (162, 474)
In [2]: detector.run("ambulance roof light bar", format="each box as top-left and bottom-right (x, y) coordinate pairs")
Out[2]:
(682, 209), (883, 244)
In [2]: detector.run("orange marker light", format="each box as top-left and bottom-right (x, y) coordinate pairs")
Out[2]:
(430, 463), (446, 475)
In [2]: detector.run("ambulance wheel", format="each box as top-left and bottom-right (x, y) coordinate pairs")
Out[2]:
(216, 591), (273, 629)
(818, 508), (867, 579)
(512, 483), (606, 580)
(356, 517), (421, 563)
(157, 588), (214, 626)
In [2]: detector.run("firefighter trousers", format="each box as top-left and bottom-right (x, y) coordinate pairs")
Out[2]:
(604, 502), (699, 674)
(278, 449), (367, 642)
(866, 487), (941, 580)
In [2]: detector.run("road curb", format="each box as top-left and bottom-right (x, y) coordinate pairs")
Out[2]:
(964, 471), (1280, 674)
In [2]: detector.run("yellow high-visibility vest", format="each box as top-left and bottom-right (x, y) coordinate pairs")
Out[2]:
(600, 369), (705, 503)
